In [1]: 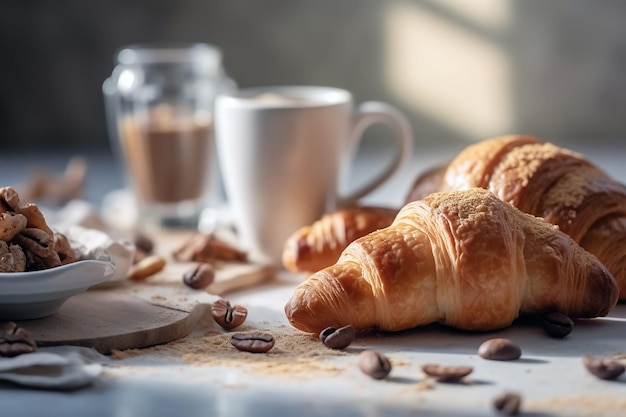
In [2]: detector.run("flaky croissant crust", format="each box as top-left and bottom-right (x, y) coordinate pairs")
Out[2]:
(408, 135), (626, 299)
(282, 206), (398, 273)
(285, 188), (618, 334)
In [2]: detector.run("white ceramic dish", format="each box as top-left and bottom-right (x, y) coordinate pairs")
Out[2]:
(0, 254), (116, 320)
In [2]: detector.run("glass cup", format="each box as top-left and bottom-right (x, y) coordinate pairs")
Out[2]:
(103, 43), (235, 228)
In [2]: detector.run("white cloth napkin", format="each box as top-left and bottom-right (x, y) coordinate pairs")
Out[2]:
(0, 346), (106, 390)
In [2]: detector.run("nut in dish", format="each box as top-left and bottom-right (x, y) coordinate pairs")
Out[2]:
(0, 186), (78, 272)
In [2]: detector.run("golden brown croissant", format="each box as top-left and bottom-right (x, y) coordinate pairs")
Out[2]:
(285, 188), (619, 334)
(407, 135), (626, 299)
(281, 163), (445, 274)
(282, 206), (398, 273)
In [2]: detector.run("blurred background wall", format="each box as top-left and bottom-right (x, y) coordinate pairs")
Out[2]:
(1, 0), (626, 152)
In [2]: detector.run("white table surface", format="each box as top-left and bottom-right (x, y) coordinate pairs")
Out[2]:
(1, 141), (625, 417)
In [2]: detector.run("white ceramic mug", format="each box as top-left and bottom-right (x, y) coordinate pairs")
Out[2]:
(215, 86), (412, 264)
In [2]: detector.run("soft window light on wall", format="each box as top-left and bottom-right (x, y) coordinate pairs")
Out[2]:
(385, 0), (513, 141)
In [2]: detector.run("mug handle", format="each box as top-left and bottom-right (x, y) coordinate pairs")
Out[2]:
(340, 101), (413, 206)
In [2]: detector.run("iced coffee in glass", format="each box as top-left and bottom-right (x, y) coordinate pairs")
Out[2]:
(103, 43), (235, 228)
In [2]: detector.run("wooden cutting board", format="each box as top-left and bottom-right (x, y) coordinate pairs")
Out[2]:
(17, 289), (210, 354)
(16, 259), (276, 354)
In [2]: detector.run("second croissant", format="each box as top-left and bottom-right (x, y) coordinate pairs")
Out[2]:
(407, 135), (626, 300)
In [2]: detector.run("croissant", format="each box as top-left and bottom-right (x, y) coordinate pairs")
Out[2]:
(282, 206), (398, 273)
(407, 135), (626, 299)
(280, 162), (445, 274)
(285, 188), (619, 334)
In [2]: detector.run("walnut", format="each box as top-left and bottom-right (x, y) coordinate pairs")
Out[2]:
(0, 186), (21, 213)
(0, 241), (26, 272)
(53, 231), (79, 265)
(0, 187), (53, 237)
(0, 212), (27, 242)
(13, 228), (61, 271)
(0, 322), (37, 357)
(0, 187), (79, 272)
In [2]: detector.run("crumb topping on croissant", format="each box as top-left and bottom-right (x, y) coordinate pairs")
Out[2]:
(409, 135), (626, 300)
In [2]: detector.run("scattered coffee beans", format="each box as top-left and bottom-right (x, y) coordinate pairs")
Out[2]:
(357, 350), (392, 380)
(319, 325), (355, 349)
(133, 230), (155, 254)
(492, 391), (522, 415)
(478, 338), (522, 361)
(230, 332), (274, 353)
(211, 299), (247, 330)
(541, 312), (574, 338)
(421, 364), (473, 382)
(0, 322), (37, 357)
(183, 263), (215, 289)
(132, 231), (154, 263)
(582, 355), (625, 380)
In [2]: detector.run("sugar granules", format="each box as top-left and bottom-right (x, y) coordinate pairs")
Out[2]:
(110, 323), (350, 379)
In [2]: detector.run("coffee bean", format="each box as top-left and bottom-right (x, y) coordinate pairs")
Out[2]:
(230, 332), (274, 353)
(541, 312), (574, 338)
(0, 322), (37, 357)
(211, 299), (247, 330)
(582, 355), (625, 380)
(357, 350), (392, 380)
(319, 325), (355, 349)
(183, 263), (215, 289)
(493, 391), (522, 415)
(421, 363), (473, 382)
(133, 230), (154, 254)
(478, 338), (521, 361)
